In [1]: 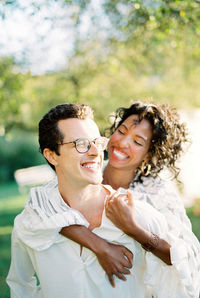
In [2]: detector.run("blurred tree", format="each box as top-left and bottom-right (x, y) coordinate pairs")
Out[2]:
(1, 0), (200, 182)
(102, 0), (200, 71)
(0, 0), (200, 133)
(0, 57), (25, 134)
(0, 130), (44, 182)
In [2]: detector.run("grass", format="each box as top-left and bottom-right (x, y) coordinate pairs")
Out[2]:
(0, 182), (27, 298)
(0, 182), (199, 298)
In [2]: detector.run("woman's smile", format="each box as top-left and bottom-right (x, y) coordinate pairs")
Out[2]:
(112, 148), (129, 161)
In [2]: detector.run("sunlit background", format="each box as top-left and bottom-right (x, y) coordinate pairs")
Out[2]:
(0, 1), (200, 297)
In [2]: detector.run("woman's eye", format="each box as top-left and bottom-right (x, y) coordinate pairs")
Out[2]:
(118, 129), (125, 134)
(134, 140), (143, 146)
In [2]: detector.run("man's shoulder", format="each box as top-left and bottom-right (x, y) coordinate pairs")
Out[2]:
(28, 177), (58, 204)
(25, 177), (60, 219)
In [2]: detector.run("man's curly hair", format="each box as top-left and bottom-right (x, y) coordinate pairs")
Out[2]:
(105, 101), (189, 180)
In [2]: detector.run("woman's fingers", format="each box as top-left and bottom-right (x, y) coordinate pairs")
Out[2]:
(126, 190), (135, 206)
(115, 272), (127, 281)
(107, 273), (115, 288)
(123, 248), (134, 267)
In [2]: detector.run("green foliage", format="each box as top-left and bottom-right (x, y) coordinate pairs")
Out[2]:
(0, 0), (200, 182)
(0, 182), (27, 298)
(0, 57), (25, 133)
(0, 130), (44, 183)
(186, 207), (200, 240)
(0, 0), (200, 134)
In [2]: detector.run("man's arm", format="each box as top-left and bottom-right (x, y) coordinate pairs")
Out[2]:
(7, 230), (41, 298)
(105, 190), (172, 265)
(60, 225), (133, 287)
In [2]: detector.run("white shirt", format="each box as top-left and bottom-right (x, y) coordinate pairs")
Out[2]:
(7, 179), (195, 298)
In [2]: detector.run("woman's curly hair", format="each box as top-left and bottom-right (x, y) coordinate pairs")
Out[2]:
(105, 101), (189, 180)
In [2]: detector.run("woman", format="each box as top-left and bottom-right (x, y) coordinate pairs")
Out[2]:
(102, 101), (200, 297)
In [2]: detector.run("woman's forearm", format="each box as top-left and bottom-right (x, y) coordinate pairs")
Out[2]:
(60, 225), (133, 287)
(105, 190), (172, 265)
(60, 225), (105, 254)
(124, 222), (172, 265)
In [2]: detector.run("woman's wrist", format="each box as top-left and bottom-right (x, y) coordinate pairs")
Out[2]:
(124, 223), (158, 248)
(89, 234), (109, 255)
(124, 224), (172, 265)
(123, 219), (142, 238)
(141, 233), (160, 251)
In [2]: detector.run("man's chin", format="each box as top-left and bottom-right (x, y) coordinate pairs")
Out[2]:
(89, 175), (103, 185)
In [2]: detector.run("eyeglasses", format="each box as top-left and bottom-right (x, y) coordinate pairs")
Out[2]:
(58, 137), (108, 154)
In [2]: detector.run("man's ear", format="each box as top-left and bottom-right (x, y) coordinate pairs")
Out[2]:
(43, 148), (58, 167)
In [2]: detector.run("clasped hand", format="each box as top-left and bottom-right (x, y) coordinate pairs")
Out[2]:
(105, 189), (137, 236)
(96, 241), (133, 287)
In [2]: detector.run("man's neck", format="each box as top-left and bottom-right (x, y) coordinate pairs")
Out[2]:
(57, 177), (108, 229)
(103, 163), (136, 190)
(58, 181), (101, 208)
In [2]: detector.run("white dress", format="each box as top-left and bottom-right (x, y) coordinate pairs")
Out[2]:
(129, 174), (200, 298)
(7, 181), (189, 298)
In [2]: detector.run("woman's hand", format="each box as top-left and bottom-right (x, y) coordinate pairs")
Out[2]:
(105, 190), (172, 265)
(95, 241), (133, 287)
(105, 190), (138, 236)
(60, 225), (133, 287)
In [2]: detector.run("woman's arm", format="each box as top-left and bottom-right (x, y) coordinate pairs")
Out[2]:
(128, 176), (200, 297)
(60, 225), (133, 287)
(25, 184), (133, 287)
(105, 190), (172, 265)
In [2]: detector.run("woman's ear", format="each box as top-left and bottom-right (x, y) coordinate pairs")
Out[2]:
(144, 152), (152, 164)
(43, 148), (58, 167)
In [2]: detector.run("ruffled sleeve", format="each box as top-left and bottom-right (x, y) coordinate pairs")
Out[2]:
(130, 176), (200, 298)
(15, 178), (89, 251)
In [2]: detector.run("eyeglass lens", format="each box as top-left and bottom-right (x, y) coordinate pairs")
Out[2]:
(76, 138), (107, 153)
(76, 139), (90, 153)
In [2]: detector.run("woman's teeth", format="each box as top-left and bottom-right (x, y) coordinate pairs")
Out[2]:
(113, 149), (128, 160)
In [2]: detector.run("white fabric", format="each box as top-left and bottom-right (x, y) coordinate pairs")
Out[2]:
(130, 175), (200, 298)
(7, 180), (189, 298)
(24, 173), (200, 297)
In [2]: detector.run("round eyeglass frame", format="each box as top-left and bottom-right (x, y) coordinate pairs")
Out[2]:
(57, 137), (108, 154)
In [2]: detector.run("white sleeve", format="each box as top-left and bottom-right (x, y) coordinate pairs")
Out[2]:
(6, 230), (42, 298)
(14, 209), (64, 251)
(134, 200), (190, 297)
(14, 182), (89, 251)
(131, 178), (200, 298)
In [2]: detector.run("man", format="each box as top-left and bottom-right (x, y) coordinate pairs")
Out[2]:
(7, 104), (184, 298)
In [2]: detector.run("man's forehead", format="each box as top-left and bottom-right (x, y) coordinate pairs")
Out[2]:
(58, 118), (100, 140)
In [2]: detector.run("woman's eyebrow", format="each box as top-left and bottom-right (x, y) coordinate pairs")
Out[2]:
(121, 124), (147, 142)
(135, 134), (147, 142)
(120, 124), (128, 130)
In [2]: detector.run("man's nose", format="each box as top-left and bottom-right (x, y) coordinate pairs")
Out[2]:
(88, 141), (100, 155)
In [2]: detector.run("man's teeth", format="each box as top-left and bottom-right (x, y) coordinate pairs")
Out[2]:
(83, 163), (98, 169)
(113, 149), (128, 160)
